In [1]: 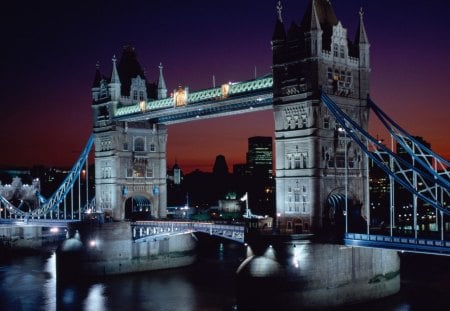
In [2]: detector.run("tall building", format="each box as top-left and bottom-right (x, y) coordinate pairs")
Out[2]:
(246, 136), (273, 177)
(272, 0), (370, 233)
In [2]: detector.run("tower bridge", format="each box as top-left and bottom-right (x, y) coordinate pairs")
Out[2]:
(0, 0), (448, 255)
(1, 3), (450, 306)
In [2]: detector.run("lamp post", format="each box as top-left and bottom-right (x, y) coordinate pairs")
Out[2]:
(277, 212), (281, 231)
(339, 127), (349, 234)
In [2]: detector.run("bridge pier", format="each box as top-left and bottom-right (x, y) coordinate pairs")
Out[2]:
(57, 221), (197, 277)
(236, 234), (400, 309)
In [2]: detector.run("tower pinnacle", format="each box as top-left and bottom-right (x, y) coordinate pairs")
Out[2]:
(356, 7), (369, 45)
(276, 1), (283, 23)
(158, 62), (168, 99)
(109, 55), (121, 101)
(111, 55), (120, 84)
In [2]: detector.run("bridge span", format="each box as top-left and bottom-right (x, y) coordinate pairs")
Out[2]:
(132, 221), (245, 243)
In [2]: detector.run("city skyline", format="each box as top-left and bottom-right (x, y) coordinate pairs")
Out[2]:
(1, 0), (449, 172)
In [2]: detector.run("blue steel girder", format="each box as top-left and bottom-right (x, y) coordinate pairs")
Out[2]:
(0, 194), (27, 217)
(33, 134), (94, 217)
(321, 93), (450, 216)
(368, 98), (450, 188)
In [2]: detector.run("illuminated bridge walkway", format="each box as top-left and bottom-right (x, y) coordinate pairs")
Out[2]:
(114, 75), (273, 124)
(132, 221), (245, 243)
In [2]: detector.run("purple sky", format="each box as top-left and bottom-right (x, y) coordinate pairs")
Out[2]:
(1, 0), (449, 172)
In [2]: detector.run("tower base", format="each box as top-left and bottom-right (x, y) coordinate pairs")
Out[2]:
(236, 235), (400, 309)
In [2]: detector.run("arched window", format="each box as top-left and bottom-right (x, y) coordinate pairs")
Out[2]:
(134, 137), (145, 152)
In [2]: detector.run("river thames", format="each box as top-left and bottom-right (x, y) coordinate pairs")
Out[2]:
(1, 236), (450, 311)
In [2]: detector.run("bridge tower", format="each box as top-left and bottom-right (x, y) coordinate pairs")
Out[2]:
(272, 0), (370, 234)
(91, 46), (168, 221)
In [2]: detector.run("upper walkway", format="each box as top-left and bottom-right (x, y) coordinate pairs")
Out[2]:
(114, 76), (273, 124)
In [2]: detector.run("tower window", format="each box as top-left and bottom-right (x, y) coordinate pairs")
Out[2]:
(301, 114), (307, 128)
(333, 45), (339, 57)
(324, 117), (330, 129)
(133, 90), (138, 101)
(150, 143), (156, 152)
(134, 137), (145, 152)
(340, 46), (345, 58)
(294, 155), (301, 169)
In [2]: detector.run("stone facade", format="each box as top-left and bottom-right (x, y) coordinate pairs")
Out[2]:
(272, 0), (371, 234)
(91, 47), (168, 220)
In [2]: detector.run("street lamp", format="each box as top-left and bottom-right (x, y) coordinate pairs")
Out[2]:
(277, 212), (281, 232)
(338, 127), (349, 234)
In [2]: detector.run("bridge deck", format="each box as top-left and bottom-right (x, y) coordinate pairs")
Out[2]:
(132, 221), (245, 243)
(345, 233), (450, 256)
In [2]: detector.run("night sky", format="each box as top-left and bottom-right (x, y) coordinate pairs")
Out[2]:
(1, 0), (449, 173)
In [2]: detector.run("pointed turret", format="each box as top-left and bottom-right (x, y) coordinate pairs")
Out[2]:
(92, 61), (101, 88)
(109, 55), (121, 101)
(272, 1), (286, 42)
(355, 7), (370, 68)
(308, 0), (321, 31)
(302, 0), (323, 57)
(157, 63), (168, 99)
(301, 0), (338, 51)
(92, 61), (102, 101)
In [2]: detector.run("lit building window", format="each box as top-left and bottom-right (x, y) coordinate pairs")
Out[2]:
(174, 86), (187, 107)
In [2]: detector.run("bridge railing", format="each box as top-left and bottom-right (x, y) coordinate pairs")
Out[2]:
(131, 221), (244, 243)
(345, 232), (450, 255)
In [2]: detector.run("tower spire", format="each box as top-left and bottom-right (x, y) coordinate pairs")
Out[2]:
(110, 55), (120, 84)
(158, 62), (168, 99)
(92, 61), (101, 88)
(272, 1), (286, 41)
(276, 1), (283, 23)
(356, 7), (369, 45)
(309, 0), (322, 31)
(109, 55), (121, 101)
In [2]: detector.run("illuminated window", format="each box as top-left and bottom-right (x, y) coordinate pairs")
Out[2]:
(221, 84), (230, 99)
(174, 86), (187, 107)
(133, 166), (145, 178)
(139, 101), (146, 112)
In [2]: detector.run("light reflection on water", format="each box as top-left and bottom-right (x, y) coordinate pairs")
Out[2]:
(1, 240), (450, 310)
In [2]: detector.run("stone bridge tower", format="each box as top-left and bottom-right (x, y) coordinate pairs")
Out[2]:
(91, 46), (168, 221)
(272, 0), (370, 234)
